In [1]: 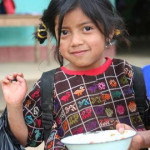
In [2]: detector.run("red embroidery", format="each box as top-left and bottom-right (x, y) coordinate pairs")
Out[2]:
(61, 91), (71, 102)
(81, 108), (92, 120)
(31, 89), (40, 99)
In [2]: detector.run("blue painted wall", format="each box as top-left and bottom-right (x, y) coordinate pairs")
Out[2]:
(0, 0), (116, 47)
(0, 0), (50, 46)
(14, 0), (50, 14)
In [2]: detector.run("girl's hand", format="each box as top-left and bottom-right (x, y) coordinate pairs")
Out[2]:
(116, 123), (144, 150)
(1, 72), (28, 107)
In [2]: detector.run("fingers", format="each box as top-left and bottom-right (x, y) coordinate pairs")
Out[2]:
(17, 72), (24, 78)
(16, 74), (25, 82)
(116, 123), (134, 134)
(2, 75), (13, 85)
(2, 73), (24, 84)
(116, 123), (126, 133)
(11, 72), (24, 81)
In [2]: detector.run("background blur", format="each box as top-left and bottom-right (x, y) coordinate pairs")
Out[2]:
(0, 0), (49, 47)
(0, 0), (149, 62)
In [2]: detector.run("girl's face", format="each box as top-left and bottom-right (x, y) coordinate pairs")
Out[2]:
(55, 7), (106, 70)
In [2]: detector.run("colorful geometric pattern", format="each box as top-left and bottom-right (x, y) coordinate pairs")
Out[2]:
(23, 58), (149, 150)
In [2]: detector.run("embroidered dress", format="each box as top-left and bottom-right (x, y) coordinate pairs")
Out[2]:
(23, 58), (148, 150)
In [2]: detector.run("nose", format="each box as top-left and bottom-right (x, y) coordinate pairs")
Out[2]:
(70, 33), (84, 47)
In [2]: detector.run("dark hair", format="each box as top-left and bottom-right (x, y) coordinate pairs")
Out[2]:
(41, 0), (127, 66)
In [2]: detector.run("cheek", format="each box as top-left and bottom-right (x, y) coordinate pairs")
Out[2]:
(59, 41), (65, 50)
(59, 39), (70, 50)
(90, 37), (105, 50)
(90, 32), (105, 43)
(59, 42), (69, 57)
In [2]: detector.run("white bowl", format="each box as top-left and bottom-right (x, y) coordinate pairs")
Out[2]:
(61, 130), (136, 150)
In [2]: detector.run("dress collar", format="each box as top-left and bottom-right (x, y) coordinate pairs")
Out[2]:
(61, 57), (112, 76)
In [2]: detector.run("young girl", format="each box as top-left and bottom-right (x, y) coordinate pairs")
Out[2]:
(1, 0), (150, 150)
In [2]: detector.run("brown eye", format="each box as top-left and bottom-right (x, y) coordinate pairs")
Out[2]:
(61, 30), (69, 36)
(83, 26), (93, 31)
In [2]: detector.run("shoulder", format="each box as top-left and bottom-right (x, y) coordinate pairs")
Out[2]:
(41, 68), (57, 76)
(40, 68), (61, 80)
(111, 58), (134, 84)
(112, 58), (132, 72)
(40, 68), (63, 86)
(112, 58), (131, 66)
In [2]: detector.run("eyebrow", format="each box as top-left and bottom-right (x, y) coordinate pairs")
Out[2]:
(61, 21), (93, 29)
(79, 21), (93, 26)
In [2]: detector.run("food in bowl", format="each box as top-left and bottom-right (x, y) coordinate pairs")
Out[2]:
(61, 130), (136, 150)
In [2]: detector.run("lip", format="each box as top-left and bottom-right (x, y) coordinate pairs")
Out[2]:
(71, 50), (88, 56)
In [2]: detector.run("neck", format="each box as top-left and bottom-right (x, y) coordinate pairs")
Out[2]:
(65, 56), (106, 71)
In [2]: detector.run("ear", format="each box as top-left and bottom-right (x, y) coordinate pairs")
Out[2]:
(106, 30), (115, 42)
(109, 30), (115, 40)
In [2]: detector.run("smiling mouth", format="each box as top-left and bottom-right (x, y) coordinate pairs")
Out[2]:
(71, 50), (88, 56)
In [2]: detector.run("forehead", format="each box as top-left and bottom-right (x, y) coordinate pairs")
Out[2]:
(55, 7), (91, 26)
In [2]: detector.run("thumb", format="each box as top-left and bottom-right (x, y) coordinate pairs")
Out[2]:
(16, 75), (27, 89)
(16, 75), (26, 82)
(116, 123), (133, 134)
